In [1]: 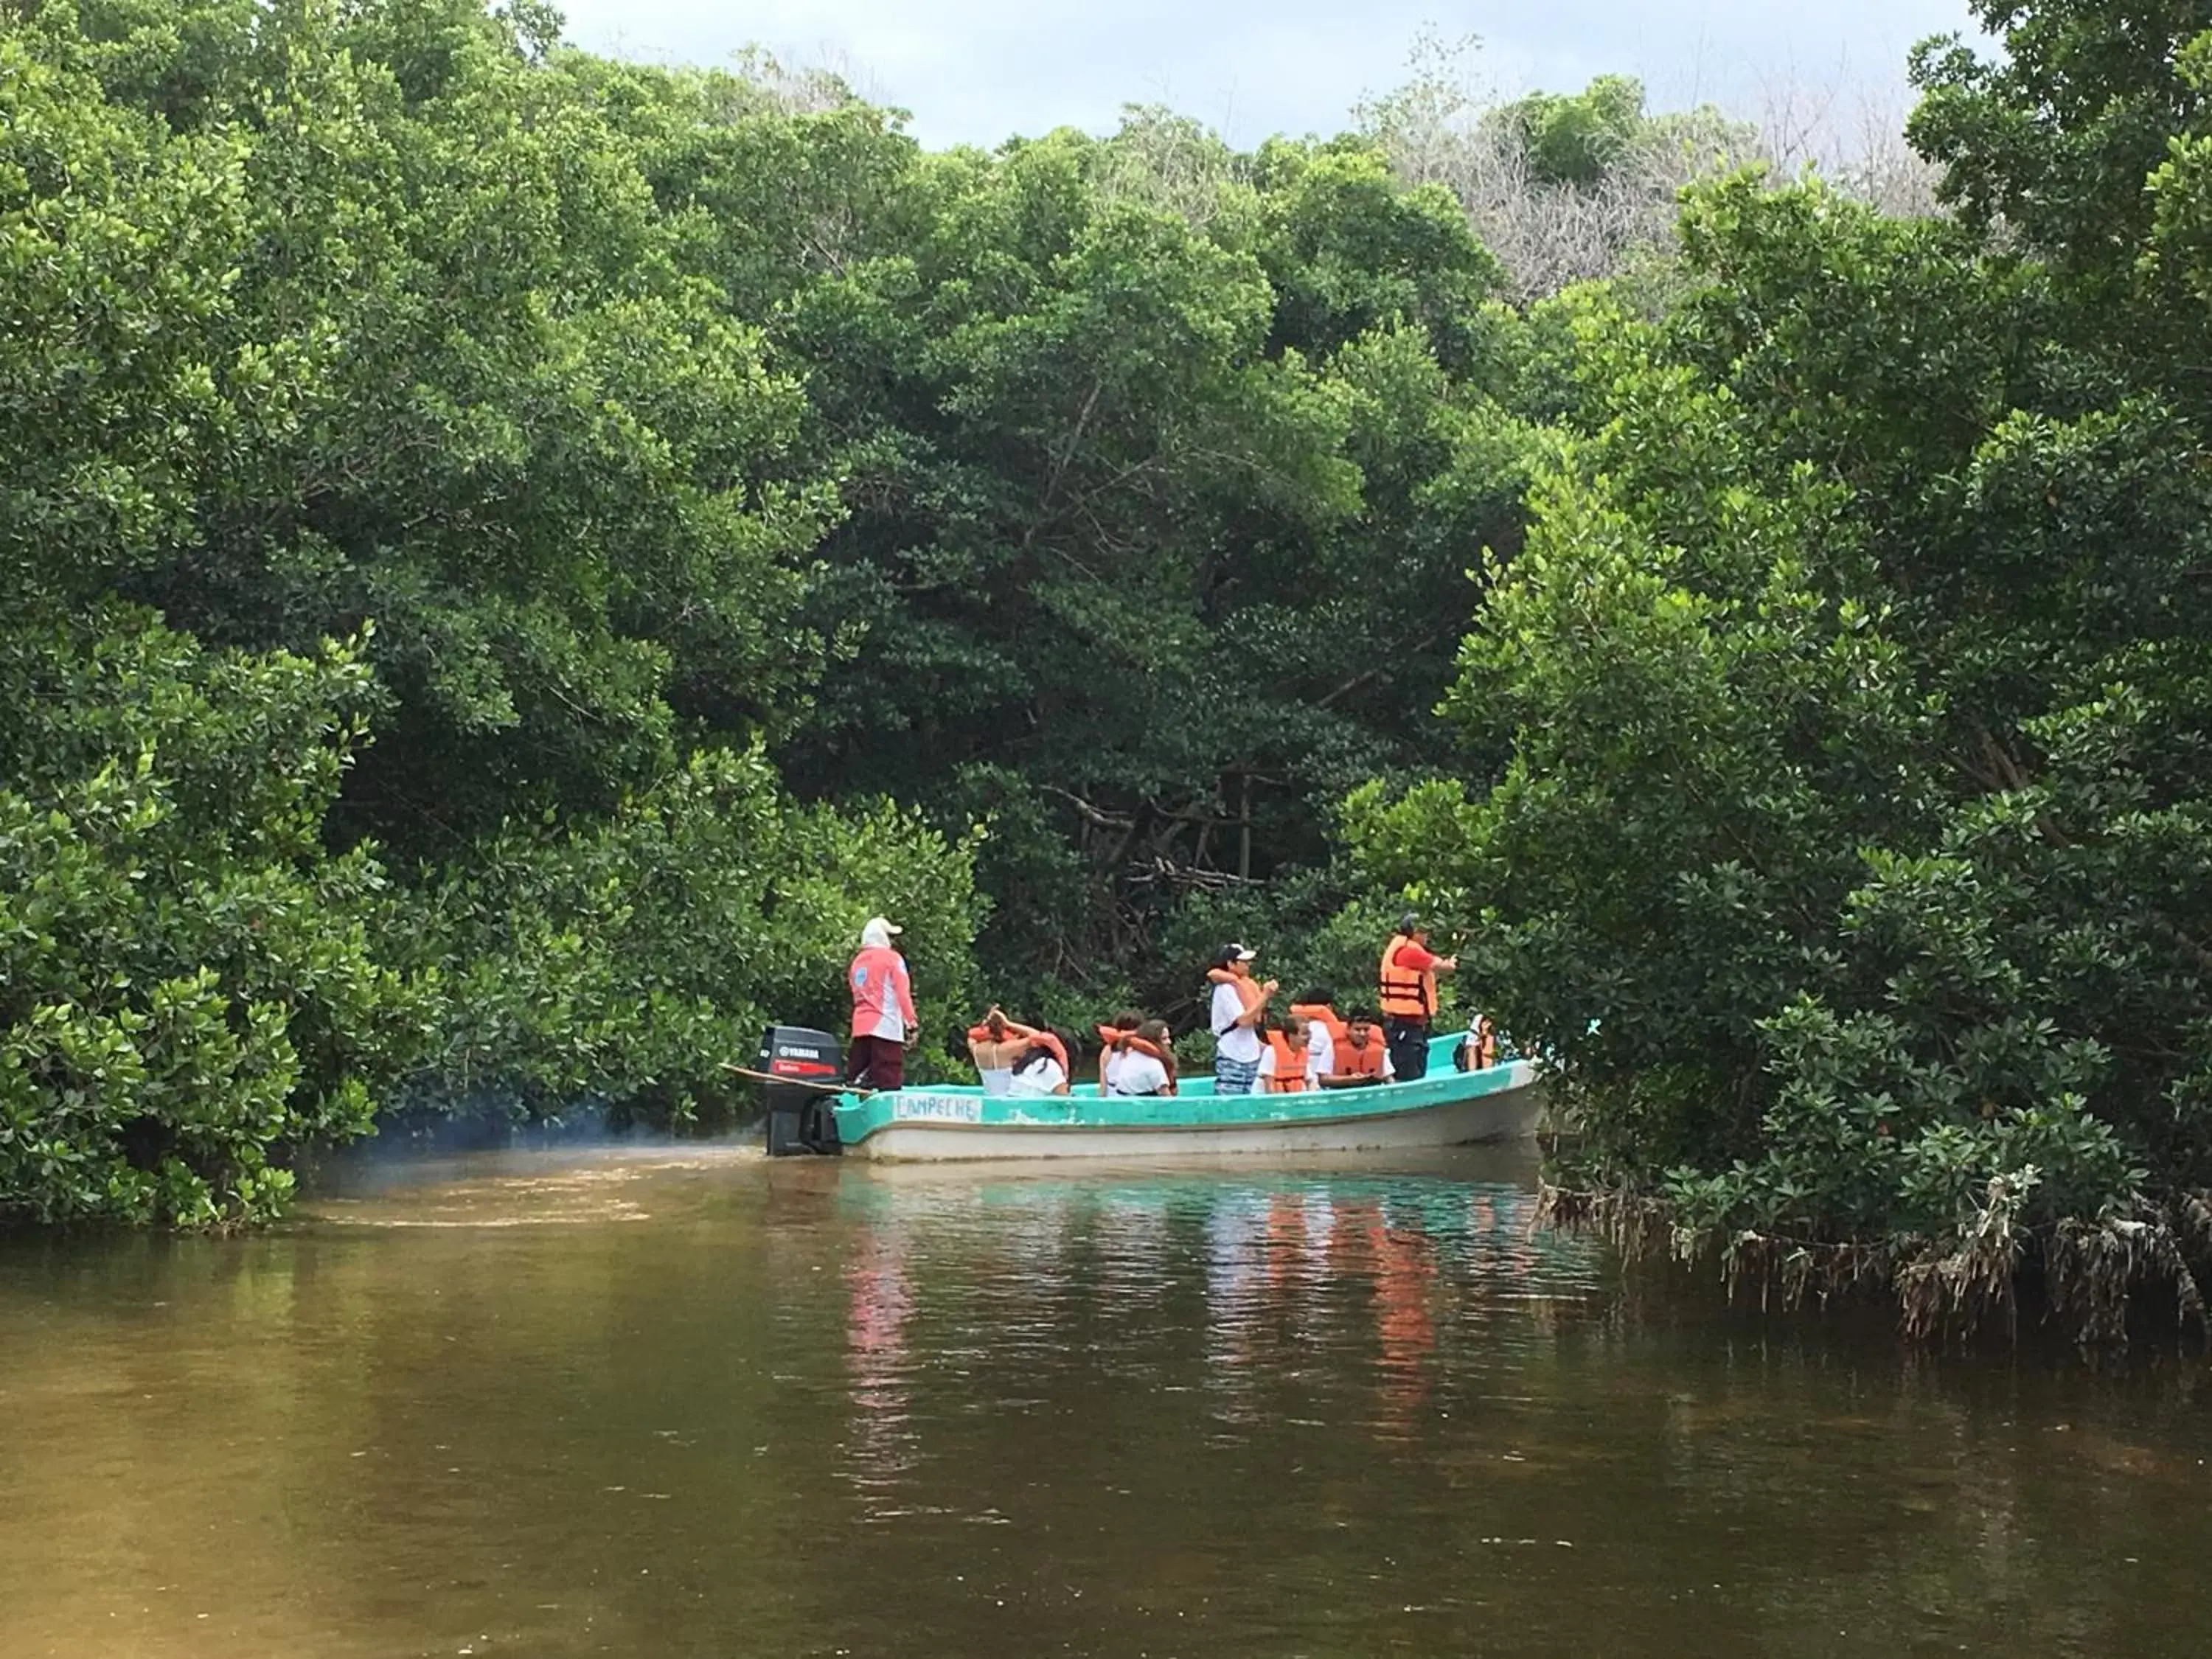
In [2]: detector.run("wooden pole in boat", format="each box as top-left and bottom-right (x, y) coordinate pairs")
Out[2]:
(717, 1061), (874, 1097)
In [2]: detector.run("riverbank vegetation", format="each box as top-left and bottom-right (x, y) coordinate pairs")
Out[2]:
(1351, 1), (2212, 1340)
(7, 0), (2211, 1340)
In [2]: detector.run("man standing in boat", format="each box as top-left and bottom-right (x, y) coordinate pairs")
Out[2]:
(1378, 914), (1456, 1082)
(847, 916), (917, 1091)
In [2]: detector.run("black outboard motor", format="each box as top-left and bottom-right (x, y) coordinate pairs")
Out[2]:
(760, 1025), (845, 1156)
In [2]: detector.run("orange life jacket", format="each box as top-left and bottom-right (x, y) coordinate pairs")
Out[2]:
(1378, 935), (1436, 1020)
(967, 1023), (1068, 1075)
(1095, 1024), (1169, 1063)
(1263, 1030), (1313, 1093)
(1335, 1028), (1389, 1079)
(1289, 1003), (1348, 1046)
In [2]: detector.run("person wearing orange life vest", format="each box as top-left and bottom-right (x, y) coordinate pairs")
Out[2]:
(967, 1006), (1058, 1096)
(1258, 1012), (1318, 1093)
(1378, 912), (1457, 1082)
(1007, 1037), (1071, 1096)
(1451, 1012), (1498, 1074)
(1289, 987), (1346, 1083)
(1095, 1009), (1165, 1091)
(1105, 1018), (1177, 1096)
(1321, 1007), (1395, 1088)
(1208, 943), (1275, 1095)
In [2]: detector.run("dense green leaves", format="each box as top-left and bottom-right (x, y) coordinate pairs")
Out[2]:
(0, 613), (408, 1224)
(1352, 7), (2212, 1333)
(762, 122), (1541, 1002)
(21, 0), (2212, 1313)
(0, 0), (983, 1223)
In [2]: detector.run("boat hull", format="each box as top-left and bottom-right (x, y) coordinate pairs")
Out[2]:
(831, 1044), (1542, 1164)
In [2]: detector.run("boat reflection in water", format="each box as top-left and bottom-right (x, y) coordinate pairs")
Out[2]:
(835, 1150), (1607, 1475)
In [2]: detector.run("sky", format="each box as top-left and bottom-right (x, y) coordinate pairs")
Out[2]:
(552, 1), (1989, 149)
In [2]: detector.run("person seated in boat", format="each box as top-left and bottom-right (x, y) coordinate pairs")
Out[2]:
(1321, 1007), (1394, 1088)
(1258, 1012), (1318, 1093)
(1452, 1012), (1498, 1072)
(1207, 944), (1274, 1096)
(1289, 987), (1346, 1084)
(1095, 1008), (1144, 1091)
(1105, 1019), (1177, 1096)
(967, 1006), (1051, 1096)
(1006, 1036), (1071, 1097)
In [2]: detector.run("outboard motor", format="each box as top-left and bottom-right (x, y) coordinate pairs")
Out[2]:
(760, 1025), (845, 1156)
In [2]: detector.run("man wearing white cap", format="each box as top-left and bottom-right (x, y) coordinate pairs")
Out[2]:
(846, 916), (917, 1091)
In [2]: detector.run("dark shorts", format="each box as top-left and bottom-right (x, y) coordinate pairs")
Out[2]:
(1384, 1017), (1430, 1082)
(847, 1034), (905, 1091)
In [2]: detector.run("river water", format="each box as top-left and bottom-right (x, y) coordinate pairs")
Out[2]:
(2, 1145), (2208, 1658)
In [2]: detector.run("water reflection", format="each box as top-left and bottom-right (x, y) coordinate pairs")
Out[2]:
(4, 1147), (2211, 1658)
(836, 1160), (1605, 1460)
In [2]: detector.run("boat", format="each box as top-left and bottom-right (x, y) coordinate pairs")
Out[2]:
(828, 1032), (1541, 1162)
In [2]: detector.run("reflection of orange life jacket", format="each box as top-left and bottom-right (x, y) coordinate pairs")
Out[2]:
(1289, 1003), (1347, 1045)
(1378, 935), (1436, 1020)
(1335, 1029), (1389, 1079)
(1263, 1031), (1313, 1092)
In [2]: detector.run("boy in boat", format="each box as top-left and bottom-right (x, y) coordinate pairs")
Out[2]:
(1207, 943), (1274, 1095)
(1321, 1007), (1395, 1088)
(1258, 1012), (1318, 1093)
(1289, 987), (1346, 1085)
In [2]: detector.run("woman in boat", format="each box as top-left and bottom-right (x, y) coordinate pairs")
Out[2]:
(1258, 1012), (1318, 1093)
(1452, 1012), (1498, 1072)
(1321, 1007), (1394, 1088)
(1006, 1037), (1071, 1097)
(1207, 943), (1273, 1096)
(967, 1007), (1052, 1095)
(1095, 1009), (1144, 1091)
(1105, 1019), (1177, 1097)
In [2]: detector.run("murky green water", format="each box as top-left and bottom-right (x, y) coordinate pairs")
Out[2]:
(3, 1145), (2209, 1658)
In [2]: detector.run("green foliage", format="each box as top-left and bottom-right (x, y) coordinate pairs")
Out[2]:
(389, 751), (983, 1126)
(1496, 74), (1649, 188)
(0, 612), (413, 1225)
(34, 0), (2211, 1308)
(1351, 53), (2212, 1323)
(4, 0), (838, 861)
(757, 114), (1543, 1006)
(0, 0), (984, 1219)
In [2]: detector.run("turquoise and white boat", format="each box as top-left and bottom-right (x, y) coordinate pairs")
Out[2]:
(830, 1033), (1540, 1162)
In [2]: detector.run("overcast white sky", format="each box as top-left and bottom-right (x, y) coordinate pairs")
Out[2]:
(554, 1), (1986, 147)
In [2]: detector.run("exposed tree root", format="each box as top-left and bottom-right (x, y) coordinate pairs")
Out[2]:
(1538, 1180), (2212, 1346)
